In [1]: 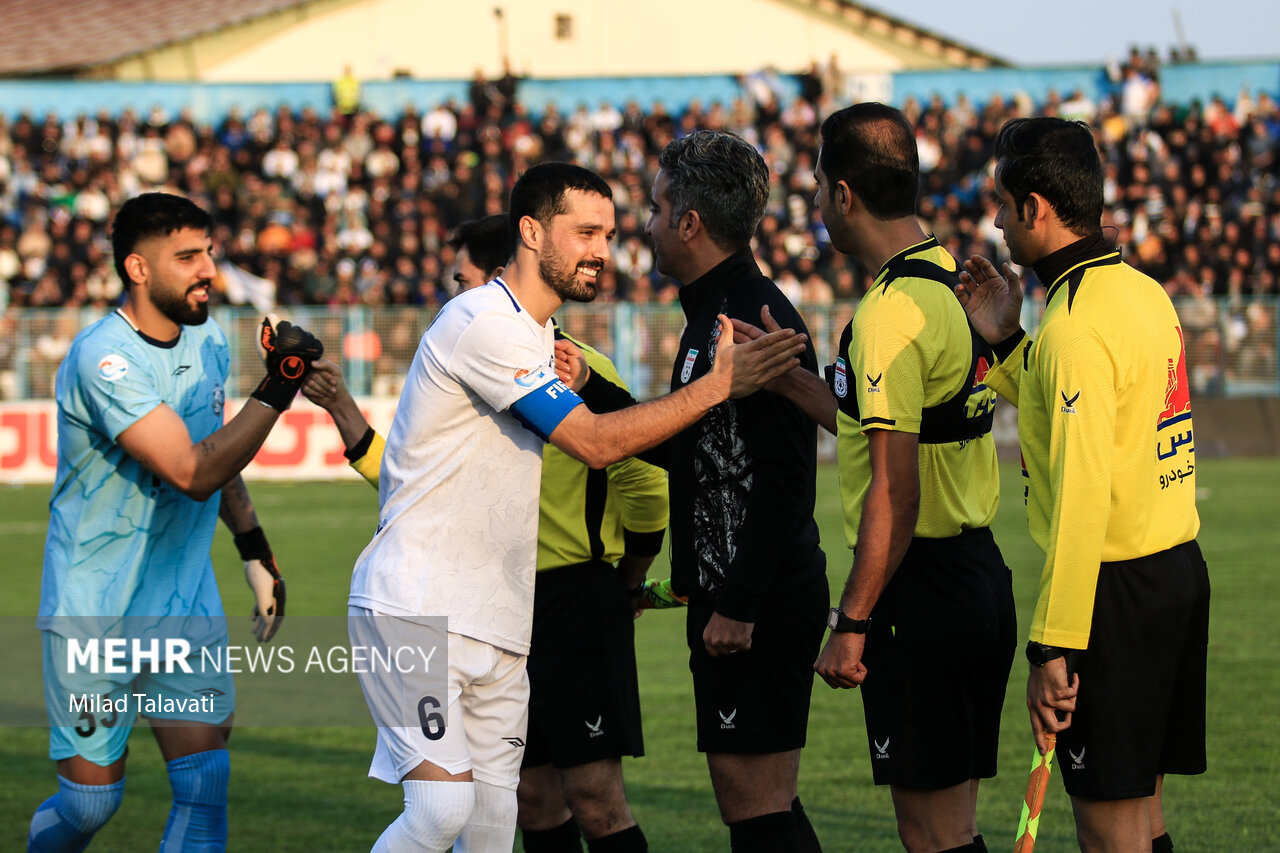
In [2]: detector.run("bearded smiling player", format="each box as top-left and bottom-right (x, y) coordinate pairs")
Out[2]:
(346, 162), (806, 853)
(30, 192), (322, 852)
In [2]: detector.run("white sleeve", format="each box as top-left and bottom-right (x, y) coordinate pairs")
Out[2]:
(446, 310), (555, 414)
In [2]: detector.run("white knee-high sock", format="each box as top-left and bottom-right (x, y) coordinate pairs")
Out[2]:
(453, 780), (517, 853)
(370, 779), (474, 853)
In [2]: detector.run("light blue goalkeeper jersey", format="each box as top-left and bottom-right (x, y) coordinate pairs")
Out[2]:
(39, 310), (230, 646)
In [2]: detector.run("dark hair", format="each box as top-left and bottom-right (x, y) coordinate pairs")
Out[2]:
(818, 103), (919, 220)
(508, 163), (612, 249)
(993, 117), (1103, 235)
(658, 130), (769, 251)
(447, 214), (512, 278)
(111, 192), (213, 287)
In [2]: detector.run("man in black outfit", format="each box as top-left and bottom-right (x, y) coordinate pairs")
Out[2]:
(646, 130), (828, 853)
(566, 132), (825, 851)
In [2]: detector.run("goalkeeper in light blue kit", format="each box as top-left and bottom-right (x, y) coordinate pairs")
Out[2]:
(29, 192), (323, 853)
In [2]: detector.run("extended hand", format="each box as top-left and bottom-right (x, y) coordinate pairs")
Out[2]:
(251, 314), (325, 411)
(301, 358), (343, 408)
(703, 611), (753, 657)
(713, 314), (806, 399)
(245, 556), (286, 642)
(1027, 657), (1078, 754)
(554, 338), (589, 391)
(956, 255), (1023, 345)
(730, 305), (791, 393)
(814, 632), (868, 689)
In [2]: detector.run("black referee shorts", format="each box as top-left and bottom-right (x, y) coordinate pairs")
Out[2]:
(1057, 539), (1210, 800)
(687, 572), (829, 755)
(522, 561), (644, 769)
(859, 527), (1017, 789)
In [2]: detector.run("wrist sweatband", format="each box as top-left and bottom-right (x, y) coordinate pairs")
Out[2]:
(233, 526), (272, 561)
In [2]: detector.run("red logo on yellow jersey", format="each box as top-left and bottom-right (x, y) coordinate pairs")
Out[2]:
(1158, 326), (1192, 429)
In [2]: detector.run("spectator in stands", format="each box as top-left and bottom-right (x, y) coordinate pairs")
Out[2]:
(332, 65), (361, 119)
(3, 75), (1278, 396)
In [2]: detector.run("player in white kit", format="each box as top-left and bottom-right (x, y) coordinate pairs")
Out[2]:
(346, 163), (807, 853)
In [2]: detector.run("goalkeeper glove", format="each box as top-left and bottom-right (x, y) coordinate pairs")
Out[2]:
(635, 577), (688, 610)
(251, 314), (324, 412)
(235, 526), (286, 642)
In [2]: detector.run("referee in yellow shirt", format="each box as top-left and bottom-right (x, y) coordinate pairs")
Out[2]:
(958, 116), (1207, 853)
(747, 103), (1016, 852)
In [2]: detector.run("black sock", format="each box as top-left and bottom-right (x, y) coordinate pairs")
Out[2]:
(586, 824), (647, 853)
(791, 797), (822, 852)
(1152, 832), (1174, 853)
(973, 834), (988, 851)
(729, 811), (798, 853)
(938, 843), (983, 853)
(523, 817), (583, 853)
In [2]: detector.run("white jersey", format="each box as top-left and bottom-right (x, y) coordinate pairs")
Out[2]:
(349, 280), (579, 653)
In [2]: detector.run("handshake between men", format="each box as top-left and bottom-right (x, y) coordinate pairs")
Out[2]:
(240, 314), (325, 641)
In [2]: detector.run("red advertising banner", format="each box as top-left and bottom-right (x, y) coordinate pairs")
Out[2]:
(0, 398), (398, 484)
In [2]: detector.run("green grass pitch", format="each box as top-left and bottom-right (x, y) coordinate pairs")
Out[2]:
(2, 460), (1276, 851)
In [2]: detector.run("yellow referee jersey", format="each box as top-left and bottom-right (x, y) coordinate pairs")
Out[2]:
(985, 243), (1200, 648)
(535, 335), (668, 570)
(836, 238), (1000, 547)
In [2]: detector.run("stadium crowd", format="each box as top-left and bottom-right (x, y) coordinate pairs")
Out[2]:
(0, 61), (1277, 394)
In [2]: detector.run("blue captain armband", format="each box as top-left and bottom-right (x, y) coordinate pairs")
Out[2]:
(510, 375), (584, 441)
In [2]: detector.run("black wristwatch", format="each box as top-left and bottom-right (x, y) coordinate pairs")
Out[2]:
(1025, 641), (1067, 667)
(828, 607), (871, 634)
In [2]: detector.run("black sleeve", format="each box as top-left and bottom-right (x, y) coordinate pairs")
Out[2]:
(343, 426), (376, 461)
(623, 528), (666, 559)
(577, 369), (670, 469)
(579, 369), (640, 413)
(993, 328), (1027, 362)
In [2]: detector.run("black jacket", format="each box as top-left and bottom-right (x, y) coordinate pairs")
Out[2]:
(582, 250), (826, 621)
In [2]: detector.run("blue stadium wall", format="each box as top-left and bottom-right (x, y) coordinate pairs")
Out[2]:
(1, 60), (1277, 122)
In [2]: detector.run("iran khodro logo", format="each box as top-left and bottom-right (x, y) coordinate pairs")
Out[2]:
(98, 354), (129, 382)
(974, 356), (990, 387)
(1158, 326), (1192, 428)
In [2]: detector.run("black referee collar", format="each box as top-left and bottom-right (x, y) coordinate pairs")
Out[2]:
(1035, 233), (1121, 308)
(677, 248), (758, 320)
(874, 235), (945, 288)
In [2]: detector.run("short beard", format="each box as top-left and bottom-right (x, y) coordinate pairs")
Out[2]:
(152, 284), (209, 326)
(539, 242), (598, 304)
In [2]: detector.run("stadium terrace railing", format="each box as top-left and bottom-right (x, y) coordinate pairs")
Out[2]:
(2, 297), (1276, 404)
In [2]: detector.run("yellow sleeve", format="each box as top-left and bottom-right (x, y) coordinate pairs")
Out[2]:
(349, 431), (385, 489)
(985, 335), (1029, 407)
(1030, 323), (1115, 648)
(608, 455), (669, 535)
(578, 337), (669, 536)
(850, 288), (927, 434)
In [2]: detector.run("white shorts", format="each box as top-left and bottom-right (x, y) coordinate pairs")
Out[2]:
(348, 606), (529, 790)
